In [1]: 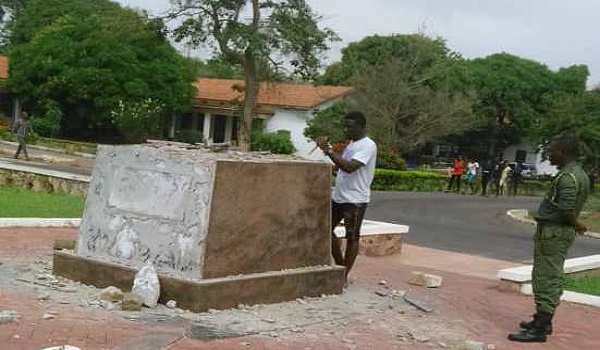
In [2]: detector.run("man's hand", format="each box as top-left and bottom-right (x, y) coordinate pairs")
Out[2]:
(575, 222), (588, 235)
(316, 136), (331, 153)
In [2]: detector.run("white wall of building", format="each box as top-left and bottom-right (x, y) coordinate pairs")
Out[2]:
(503, 142), (557, 176)
(264, 101), (336, 162)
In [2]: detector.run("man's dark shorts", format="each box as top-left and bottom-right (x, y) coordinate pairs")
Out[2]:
(331, 201), (368, 241)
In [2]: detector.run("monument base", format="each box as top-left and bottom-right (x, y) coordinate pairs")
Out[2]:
(53, 251), (345, 312)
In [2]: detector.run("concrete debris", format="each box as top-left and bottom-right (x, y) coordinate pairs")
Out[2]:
(132, 264), (160, 308)
(41, 346), (81, 350)
(402, 291), (436, 313)
(42, 313), (56, 320)
(0, 310), (19, 323)
(97, 286), (124, 302)
(37, 293), (51, 301)
(122, 292), (143, 312)
(166, 300), (177, 309)
(408, 272), (443, 288)
(455, 340), (488, 350)
(100, 300), (120, 311)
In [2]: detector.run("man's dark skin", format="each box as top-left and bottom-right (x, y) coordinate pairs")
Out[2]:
(316, 118), (367, 280)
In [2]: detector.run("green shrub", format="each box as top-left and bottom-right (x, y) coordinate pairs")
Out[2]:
(372, 169), (447, 192)
(376, 147), (406, 170)
(251, 130), (296, 154)
(31, 105), (62, 137)
(176, 129), (204, 144)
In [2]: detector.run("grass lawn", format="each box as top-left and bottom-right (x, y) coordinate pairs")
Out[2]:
(580, 191), (600, 233)
(564, 274), (600, 297)
(0, 185), (85, 218)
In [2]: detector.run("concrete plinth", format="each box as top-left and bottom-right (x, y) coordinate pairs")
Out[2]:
(53, 144), (344, 310)
(53, 251), (345, 312)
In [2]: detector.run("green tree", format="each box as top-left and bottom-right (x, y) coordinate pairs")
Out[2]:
(312, 34), (476, 155)
(353, 58), (475, 154)
(465, 53), (560, 157)
(186, 56), (243, 79)
(303, 102), (346, 144)
(318, 34), (461, 87)
(6, 0), (195, 141)
(169, 0), (338, 151)
(535, 92), (600, 170)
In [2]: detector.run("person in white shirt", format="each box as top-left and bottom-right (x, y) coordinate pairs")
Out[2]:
(466, 159), (480, 194)
(317, 111), (377, 283)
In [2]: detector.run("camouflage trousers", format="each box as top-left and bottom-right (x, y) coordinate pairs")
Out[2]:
(532, 223), (576, 314)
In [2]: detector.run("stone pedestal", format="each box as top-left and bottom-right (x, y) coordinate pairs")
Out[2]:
(54, 144), (344, 311)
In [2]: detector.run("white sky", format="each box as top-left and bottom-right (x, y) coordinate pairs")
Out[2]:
(118, 0), (600, 86)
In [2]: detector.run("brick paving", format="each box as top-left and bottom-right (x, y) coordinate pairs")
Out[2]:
(0, 227), (599, 350)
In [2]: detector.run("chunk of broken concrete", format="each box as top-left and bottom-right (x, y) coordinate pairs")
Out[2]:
(402, 291), (436, 313)
(53, 239), (77, 251)
(132, 264), (160, 308)
(122, 293), (143, 312)
(456, 340), (488, 350)
(408, 272), (443, 288)
(0, 310), (19, 323)
(42, 346), (81, 350)
(98, 286), (124, 302)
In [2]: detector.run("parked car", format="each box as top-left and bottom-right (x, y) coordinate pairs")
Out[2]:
(508, 162), (537, 179)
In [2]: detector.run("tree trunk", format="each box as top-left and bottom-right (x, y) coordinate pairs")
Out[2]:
(237, 0), (261, 152)
(238, 49), (258, 151)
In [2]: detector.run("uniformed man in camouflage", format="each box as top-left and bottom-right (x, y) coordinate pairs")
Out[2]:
(509, 133), (589, 343)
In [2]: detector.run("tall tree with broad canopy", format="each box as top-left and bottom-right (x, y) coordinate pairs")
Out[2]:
(309, 34), (476, 155)
(6, 0), (195, 142)
(168, 0), (338, 151)
(463, 53), (588, 159)
(534, 91), (600, 170)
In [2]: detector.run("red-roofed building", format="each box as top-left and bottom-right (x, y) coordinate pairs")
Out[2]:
(182, 78), (353, 159)
(0, 55), (353, 157)
(0, 55), (17, 120)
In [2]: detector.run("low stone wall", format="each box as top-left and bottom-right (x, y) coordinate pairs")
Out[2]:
(0, 168), (89, 197)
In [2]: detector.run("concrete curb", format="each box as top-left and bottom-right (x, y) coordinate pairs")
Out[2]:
(506, 209), (600, 239)
(0, 159), (91, 182)
(498, 255), (600, 308)
(0, 218), (81, 228)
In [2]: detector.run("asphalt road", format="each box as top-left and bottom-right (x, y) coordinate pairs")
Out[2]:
(3, 150), (599, 264)
(366, 191), (600, 263)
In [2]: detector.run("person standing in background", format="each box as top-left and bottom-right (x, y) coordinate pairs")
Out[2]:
(480, 158), (493, 197)
(12, 111), (33, 161)
(446, 155), (466, 193)
(466, 159), (480, 194)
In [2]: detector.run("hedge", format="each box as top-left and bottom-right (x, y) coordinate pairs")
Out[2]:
(372, 169), (551, 195)
(372, 169), (447, 192)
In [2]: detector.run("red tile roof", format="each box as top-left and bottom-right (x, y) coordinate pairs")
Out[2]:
(194, 78), (353, 110)
(0, 55), (7, 81)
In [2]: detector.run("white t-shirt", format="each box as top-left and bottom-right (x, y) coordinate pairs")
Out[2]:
(332, 137), (377, 203)
(467, 161), (480, 176)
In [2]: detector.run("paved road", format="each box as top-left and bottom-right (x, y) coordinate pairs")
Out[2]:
(366, 191), (600, 263)
(3, 151), (599, 264)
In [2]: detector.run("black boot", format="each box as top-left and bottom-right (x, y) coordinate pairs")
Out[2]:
(519, 313), (553, 334)
(509, 311), (553, 343)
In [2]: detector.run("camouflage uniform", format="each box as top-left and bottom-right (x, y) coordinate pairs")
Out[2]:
(532, 162), (589, 314)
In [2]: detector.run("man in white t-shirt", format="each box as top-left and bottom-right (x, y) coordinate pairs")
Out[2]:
(317, 111), (377, 283)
